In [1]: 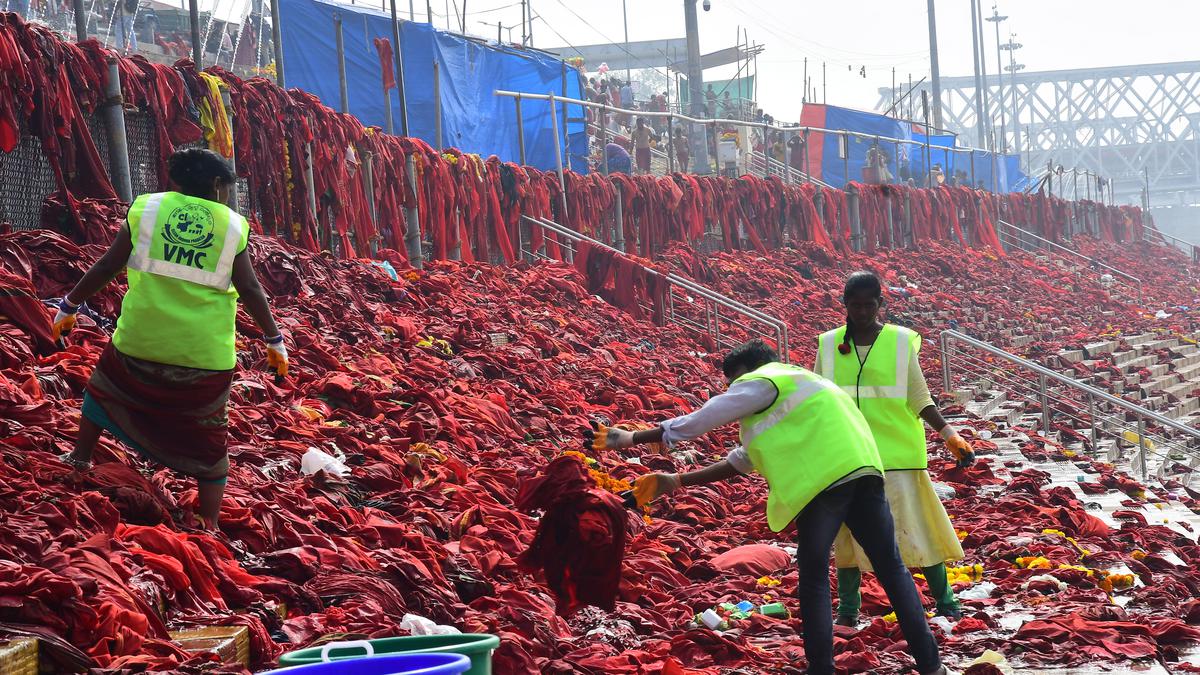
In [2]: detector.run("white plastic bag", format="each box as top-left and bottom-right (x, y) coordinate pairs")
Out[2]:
(957, 581), (997, 600)
(300, 448), (349, 477)
(399, 613), (461, 636)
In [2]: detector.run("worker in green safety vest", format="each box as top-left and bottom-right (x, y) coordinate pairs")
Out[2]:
(586, 339), (947, 675)
(53, 148), (287, 530)
(817, 271), (975, 627)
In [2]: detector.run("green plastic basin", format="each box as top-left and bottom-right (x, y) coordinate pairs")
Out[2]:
(278, 635), (500, 675)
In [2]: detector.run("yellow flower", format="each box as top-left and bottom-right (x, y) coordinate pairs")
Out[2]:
(757, 576), (782, 587)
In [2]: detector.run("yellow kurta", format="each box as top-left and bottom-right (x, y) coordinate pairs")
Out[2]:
(816, 344), (963, 571)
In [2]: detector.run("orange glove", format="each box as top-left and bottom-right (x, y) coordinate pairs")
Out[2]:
(632, 472), (681, 508)
(942, 427), (975, 468)
(584, 421), (634, 451)
(265, 335), (288, 378)
(52, 298), (79, 342)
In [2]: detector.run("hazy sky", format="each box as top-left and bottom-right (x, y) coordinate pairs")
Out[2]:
(399, 0), (1200, 121)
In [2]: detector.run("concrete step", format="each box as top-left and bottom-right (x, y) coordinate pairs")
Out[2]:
(1011, 335), (1035, 348)
(1059, 349), (1086, 364)
(1114, 350), (1143, 367)
(1147, 363), (1171, 378)
(1145, 338), (1180, 351)
(1127, 333), (1159, 346)
(1083, 340), (1119, 358)
(1122, 355), (1159, 373)
(1140, 374), (1181, 396)
(1164, 397), (1200, 420)
(1172, 354), (1200, 371)
(1177, 362), (1200, 383)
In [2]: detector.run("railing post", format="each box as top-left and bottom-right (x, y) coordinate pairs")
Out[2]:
(101, 57), (133, 203)
(847, 183), (862, 251)
(940, 332), (952, 394)
(220, 87), (238, 210)
(1040, 373), (1051, 437)
(599, 106), (610, 175)
(666, 114), (676, 174)
(514, 94), (526, 166)
(841, 132), (850, 186)
(433, 60), (442, 150)
(362, 148), (377, 256)
(613, 183), (625, 252)
(904, 191), (913, 248)
(404, 154), (423, 268)
(334, 14), (349, 113)
(548, 92), (568, 222)
(1138, 416), (1148, 481)
(1088, 394), (1098, 453)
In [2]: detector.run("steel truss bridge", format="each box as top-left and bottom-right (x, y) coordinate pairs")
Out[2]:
(877, 61), (1200, 212)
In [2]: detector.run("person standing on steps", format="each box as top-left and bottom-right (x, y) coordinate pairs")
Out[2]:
(817, 271), (974, 627)
(587, 339), (948, 675)
(52, 147), (287, 531)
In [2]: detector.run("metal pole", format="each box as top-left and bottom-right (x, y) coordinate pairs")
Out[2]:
(409, 0), (414, 19)
(1088, 394), (1098, 453)
(560, 61), (570, 172)
(335, 15), (349, 113)
(1039, 372), (1051, 436)
(667, 114), (676, 173)
(976, 0), (992, 150)
(521, 0), (526, 44)
(362, 149), (377, 255)
(102, 57), (133, 203)
(841, 132), (849, 186)
(987, 6), (1007, 153)
(926, 0), (944, 128)
(72, 0), (87, 41)
(941, 332), (952, 393)
(433, 59), (442, 149)
(304, 142), (319, 245)
(189, 0), (202, 68)
(515, 95), (526, 165)
(220, 87), (238, 210)
(391, 0), (409, 135)
(613, 185), (625, 251)
(969, 0), (986, 148)
(548, 92), (569, 221)
(622, 0), (630, 83)
(847, 183), (862, 250)
(600, 106), (610, 175)
(271, 0), (285, 87)
(1137, 416), (1148, 481)
(405, 155), (422, 267)
(384, 80), (394, 134)
(683, 0), (710, 174)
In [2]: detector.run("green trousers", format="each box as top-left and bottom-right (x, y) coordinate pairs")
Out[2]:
(836, 563), (959, 617)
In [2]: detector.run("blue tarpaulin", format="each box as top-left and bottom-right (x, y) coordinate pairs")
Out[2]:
(798, 103), (1025, 192)
(279, 0), (587, 172)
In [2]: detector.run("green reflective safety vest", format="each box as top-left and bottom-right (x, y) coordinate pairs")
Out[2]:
(818, 324), (928, 471)
(734, 362), (884, 532)
(112, 192), (249, 371)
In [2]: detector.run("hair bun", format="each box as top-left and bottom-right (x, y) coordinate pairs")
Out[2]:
(837, 343), (852, 355)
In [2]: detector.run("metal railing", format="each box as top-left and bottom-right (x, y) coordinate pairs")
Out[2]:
(1147, 228), (1200, 263)
(519, 215), (790, 359)
(496, 88), (1113, 195)
(996, 219), (1143, 303)
(941, 329), (1200, 486)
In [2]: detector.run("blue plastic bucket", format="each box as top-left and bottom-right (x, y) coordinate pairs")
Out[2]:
(263, 642), (470, 675)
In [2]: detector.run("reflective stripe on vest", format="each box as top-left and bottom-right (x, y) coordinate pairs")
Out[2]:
(735, 362), (883, 531)
(818, 324), (928, 471)
(112, 192), (248, 371)
(127, 192), (246, 290)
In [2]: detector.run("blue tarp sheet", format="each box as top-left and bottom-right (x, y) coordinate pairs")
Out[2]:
(799, 103), (1026, 192)
(279, 0), (586, 172)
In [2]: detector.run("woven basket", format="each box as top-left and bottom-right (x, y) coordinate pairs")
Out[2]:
(169, 626), (250, 667)
(0, 638), (38, 675)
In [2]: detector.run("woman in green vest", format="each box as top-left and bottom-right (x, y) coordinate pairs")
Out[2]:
(52, 148), (286, 530)
(816, 271), (973, 626)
